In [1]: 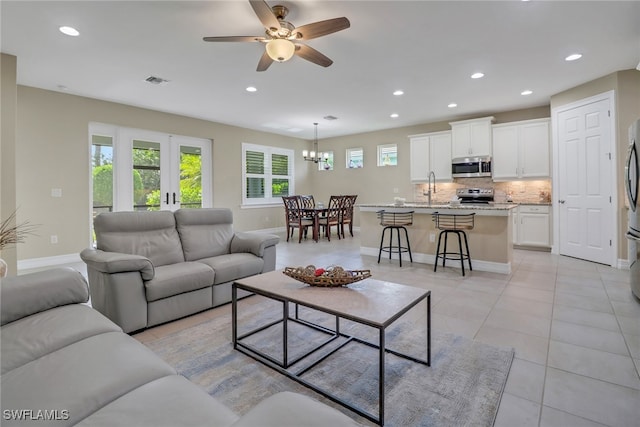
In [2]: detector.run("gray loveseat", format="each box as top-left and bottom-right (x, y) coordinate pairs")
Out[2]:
(80, 208), (279, 333)
(0, 268), (362, 426)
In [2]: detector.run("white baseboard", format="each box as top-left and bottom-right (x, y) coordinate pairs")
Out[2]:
(617, 258), (631, 270)
(360, 247), (512, 274)
(18, 253), (82, 271)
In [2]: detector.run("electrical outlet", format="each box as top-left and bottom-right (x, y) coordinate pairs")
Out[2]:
(50, 235), (58, 244)
(429, 232), (435, 243)
(393, 188), (399, 194)
(51, 188), (62, 197)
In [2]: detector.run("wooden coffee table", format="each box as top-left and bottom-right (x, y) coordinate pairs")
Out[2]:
(232, 270), (431, 426)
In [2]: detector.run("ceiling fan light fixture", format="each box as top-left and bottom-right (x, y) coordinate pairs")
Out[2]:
(266, 39), (295, 62)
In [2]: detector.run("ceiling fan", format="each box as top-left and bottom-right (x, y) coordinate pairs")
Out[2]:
(203, 0), (350, 71)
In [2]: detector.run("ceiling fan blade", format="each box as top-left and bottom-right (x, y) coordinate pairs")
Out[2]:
(294, 44), (333, 67)
(291, 17), (350, 40)
(249, 0), (280, 30)
(257, 50), (274, 72)
(203, 36), (265, 42)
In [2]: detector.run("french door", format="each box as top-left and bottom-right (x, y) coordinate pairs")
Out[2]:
(90, 123), (212, 216)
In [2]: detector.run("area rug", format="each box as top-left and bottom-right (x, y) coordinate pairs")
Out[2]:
(143, 296), (514, 426)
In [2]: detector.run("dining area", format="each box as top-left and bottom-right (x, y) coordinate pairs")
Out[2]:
(282, 194), (357, 243)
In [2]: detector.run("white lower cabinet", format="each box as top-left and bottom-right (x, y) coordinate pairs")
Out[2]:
(514, 205), (551, 247)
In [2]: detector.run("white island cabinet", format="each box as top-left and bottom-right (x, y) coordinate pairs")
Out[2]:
(492, 118), (550, 180)
(449, 116), (494, 158)
(409, 131), (452, 182)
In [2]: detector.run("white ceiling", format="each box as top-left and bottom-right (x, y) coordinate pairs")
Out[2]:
(2, 0), (639, 139)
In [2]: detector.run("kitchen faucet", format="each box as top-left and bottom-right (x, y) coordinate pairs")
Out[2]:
(424, 171), (436, 205)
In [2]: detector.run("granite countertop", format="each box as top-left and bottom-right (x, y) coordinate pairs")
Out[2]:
(358, 203), (518, 211)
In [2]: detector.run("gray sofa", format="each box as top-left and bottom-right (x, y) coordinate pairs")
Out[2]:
(0, 268), (362, 426)
(80, 208), (279, 333)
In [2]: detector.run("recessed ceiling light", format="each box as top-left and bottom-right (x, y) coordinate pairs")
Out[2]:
(390, 113), (399, 118)
(246, 86), (257, 92)
(59, 26), (79, 36)
(565, 53), (582, 61)
(521, 90), (533, 96)
(471, 72), (484, 79)
(448, 103), (458, 108)
(393, 90), (404, 96)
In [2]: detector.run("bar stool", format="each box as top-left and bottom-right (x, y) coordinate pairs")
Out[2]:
(432, 212), (475, 276)
(377, 210), (414, 267)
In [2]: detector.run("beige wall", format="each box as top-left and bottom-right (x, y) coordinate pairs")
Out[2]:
(550, 69), (640, 261)
(15, 86), (314, 260)
(1, 53), (18, 274)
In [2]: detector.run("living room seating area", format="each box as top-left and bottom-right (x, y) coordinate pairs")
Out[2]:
(80, 208), (279, 333)
(0, 268), (363, 426)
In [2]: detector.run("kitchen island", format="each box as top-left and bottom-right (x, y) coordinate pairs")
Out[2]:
(359, 203), (517, 274)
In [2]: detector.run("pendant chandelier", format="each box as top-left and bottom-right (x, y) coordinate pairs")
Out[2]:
(303, 123), (328, 163)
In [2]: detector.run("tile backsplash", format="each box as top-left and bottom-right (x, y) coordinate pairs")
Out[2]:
(414, 178), (552, 204)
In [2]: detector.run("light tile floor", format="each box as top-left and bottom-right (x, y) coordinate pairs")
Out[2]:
(46, 230), (640, 426)
(269, 231), (640, 427)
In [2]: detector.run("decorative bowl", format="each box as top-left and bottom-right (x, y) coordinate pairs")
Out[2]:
(283, 265), (372, 287)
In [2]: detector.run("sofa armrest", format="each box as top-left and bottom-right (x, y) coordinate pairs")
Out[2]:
(1, 267), (89, 326)
(230, 232), (280, 258)
(80, 248), (154, 281)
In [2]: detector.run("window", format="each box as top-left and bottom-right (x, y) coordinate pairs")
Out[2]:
(377, 143), (398, 166)
(242, 143), (294, 205)
(346, 148), (364, 168)
(91, 134), (114, 215)
(318, 151), (334, 171)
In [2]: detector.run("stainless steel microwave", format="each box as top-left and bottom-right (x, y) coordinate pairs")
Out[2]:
(451, 157), (492, 178)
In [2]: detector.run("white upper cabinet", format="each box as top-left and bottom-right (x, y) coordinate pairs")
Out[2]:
(492, 118), (550, 180)
(450, 116), (494, 158)
(409, 131), (452, 182)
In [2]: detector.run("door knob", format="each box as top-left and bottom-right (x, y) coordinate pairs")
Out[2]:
(558, 200), (565, 204)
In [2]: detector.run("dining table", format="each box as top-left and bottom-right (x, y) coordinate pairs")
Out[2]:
(303, 206), (328, 242)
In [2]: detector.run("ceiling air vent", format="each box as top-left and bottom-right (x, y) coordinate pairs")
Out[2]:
(323, 115), (338, 121)
(145, 76), (169, 85)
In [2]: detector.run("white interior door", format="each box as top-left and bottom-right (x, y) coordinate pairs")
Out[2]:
(556, 97), (613, 264)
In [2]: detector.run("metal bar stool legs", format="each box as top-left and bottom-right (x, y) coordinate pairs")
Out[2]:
(434, 230), (472, 276)
(376, 210), (414, 267)
(432, 212), (475, 276)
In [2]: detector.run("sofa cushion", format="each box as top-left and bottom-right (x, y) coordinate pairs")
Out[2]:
(1, 331), (176, 426)
(175, 208), (234, 261)
(197, 253), (264, 285)
(76, 375), (239, 427)
(230, 391), (362, 427)
(1, 304), (121, 375)
(144, 262), (214, 302)
(1, 267), (89, 326)
(94, 210), (185, 267)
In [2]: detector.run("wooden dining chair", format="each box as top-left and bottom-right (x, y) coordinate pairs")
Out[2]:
(318, 195), (343, 241)
(282, 196), (313, 243)
(339, 195), (358, 238)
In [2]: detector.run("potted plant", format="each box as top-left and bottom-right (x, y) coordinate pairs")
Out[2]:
(0, 210), (37, 277)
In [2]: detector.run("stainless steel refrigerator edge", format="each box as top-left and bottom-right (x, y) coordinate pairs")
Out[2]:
(624, 118), (640, 301)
